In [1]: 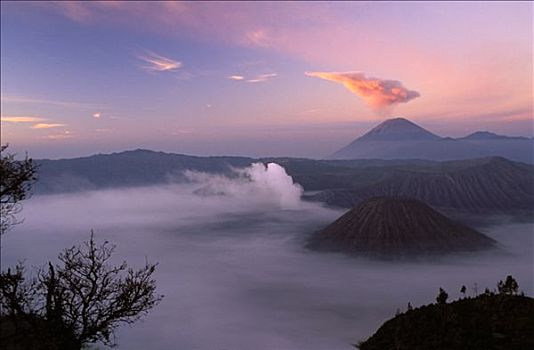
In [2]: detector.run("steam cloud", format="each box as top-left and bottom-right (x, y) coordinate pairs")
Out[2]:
(185, 162), (303, 210)
(305, 71), (420, 108)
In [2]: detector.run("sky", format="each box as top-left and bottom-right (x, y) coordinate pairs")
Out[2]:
(1, 1), (532, 159)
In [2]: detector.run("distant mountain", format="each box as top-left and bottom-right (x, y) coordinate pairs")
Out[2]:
(358, 293), (534, 350)
(35, 149), (253, 193)
(306, 197), (496, 258)
(330, 117), (533, 163)
(460, 131), (529, 141)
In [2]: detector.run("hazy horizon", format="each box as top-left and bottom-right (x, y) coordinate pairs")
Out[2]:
(7, 116), (534, 160)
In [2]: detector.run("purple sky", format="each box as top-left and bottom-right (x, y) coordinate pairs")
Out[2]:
(1, 2), (532, 159)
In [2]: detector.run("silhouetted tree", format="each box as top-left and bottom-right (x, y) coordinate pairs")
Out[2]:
(436, 287), (448, 304)
(0, 232), (163, 349)
(460, 285), (466, 298)
(407, 302), (413, 311)
(497, 275), (519, 295)
(0, 144), (37, 234)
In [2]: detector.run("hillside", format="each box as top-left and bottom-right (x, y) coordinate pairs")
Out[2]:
(307, 197), (495, 258)
(357, 293), (534, 350)
(307, 157), (534, 214)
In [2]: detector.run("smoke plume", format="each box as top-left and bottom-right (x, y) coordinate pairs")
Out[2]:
(185, 162), (303, 210)
(305, 71), (420, 109)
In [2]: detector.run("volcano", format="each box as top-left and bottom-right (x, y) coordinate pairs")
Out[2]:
(307, 197), (496, 258)
(329, 117), (533, 163)
(356, 117), (440, 141)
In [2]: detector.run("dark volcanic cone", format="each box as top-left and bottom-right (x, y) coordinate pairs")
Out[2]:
(307, 197), (496, 258)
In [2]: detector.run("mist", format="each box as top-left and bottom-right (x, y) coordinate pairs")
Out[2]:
(2, 164), (532, 349)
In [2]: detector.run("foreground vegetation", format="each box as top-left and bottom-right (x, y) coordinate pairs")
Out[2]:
(357, 277), (534, 350)
(0, 145), (162, 349)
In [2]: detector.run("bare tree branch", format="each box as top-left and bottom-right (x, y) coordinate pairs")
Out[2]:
(0, 144), (37, 234)
(0, 232), (163, 348)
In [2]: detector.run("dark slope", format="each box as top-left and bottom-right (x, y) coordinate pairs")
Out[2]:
(307, 197), (496, 258)
(308, 157), (534, 214)
(330, 118), (533, 163)
(358, 294), (534, 350)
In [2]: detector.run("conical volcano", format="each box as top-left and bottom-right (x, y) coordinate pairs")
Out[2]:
(307, 197), (496, 258)
(356, 117), (440, 141)
(328, 117), (533, 162)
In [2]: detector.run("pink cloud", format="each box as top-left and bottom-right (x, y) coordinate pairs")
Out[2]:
(228, 75), (245, 81)
(31, 123), (67, 129)
(306, 71), (420, 109)
(1, 116), (46, 123)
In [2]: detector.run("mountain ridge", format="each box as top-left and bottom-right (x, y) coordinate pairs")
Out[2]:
(307, 156), (534, 213)
(460, 131), (529, 141)
(32, 150), (534, 216)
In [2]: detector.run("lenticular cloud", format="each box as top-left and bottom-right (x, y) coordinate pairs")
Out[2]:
(306, 71), (420, 109)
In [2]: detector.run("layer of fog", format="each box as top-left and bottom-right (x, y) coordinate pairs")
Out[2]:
(2, 163), (533, 350)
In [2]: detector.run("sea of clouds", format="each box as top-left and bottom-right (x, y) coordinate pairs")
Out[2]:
(3, 163), (532, 349)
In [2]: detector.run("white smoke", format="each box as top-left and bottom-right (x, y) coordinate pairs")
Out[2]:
(185, 162), (303, 210)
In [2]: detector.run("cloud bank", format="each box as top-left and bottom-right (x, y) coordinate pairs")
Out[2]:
(31, 123), (67, 129)
(306, 71), (420, 109)
(3, 174), (531, 350)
